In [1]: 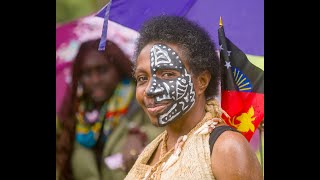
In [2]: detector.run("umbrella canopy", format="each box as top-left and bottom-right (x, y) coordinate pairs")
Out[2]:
(96, 0), (264, 56)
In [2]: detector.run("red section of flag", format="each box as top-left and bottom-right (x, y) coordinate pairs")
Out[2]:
(221, 91), (264, 141)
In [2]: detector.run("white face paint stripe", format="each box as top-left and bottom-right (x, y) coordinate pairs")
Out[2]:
(155, 86), (163, 93)
(151, 45), (172, 66)
(159, 103), (179, 124)
(156, 94), (171, 101)
(179, 101), (185, 111)
(163, 82), (170, 94)
(176, 81), (188, 100)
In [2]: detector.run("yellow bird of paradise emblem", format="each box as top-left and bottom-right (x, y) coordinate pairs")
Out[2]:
(227, 106), (256, 133)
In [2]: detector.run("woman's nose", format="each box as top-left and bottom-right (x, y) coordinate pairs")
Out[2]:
(145, 80), (164, 97)
(89, 71), (101, 84)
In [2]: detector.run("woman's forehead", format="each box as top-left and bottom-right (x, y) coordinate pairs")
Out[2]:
(137, 42), (189, 67)
(81, 51), (108, 66)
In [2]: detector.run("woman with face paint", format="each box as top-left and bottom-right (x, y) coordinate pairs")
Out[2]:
(125, 16), (263, 180)
(56, 39), (163, 180)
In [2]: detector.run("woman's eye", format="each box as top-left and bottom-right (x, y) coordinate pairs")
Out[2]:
(82, 71), (89, 77)
(162, 72), (175, 79)
(97, 66), (108, 74)
(136, 76), (148, 84)
(81, 70), (91, 80)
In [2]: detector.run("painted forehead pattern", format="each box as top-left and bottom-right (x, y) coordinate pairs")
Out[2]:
(150, 44), (186, 72)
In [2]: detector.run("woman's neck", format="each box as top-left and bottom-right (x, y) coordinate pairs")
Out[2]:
(84, 97), (105, 110)
(165, 97), (206, 149)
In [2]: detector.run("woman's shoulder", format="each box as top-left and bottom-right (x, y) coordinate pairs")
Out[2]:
(212, 129), (253, 160)
(211, 130), (263, 179)
(215, 130), (248, 148)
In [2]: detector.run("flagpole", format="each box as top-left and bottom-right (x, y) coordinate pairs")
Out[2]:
(218, 16), (230, 97)
(218, 16), (230, 62)
(218, 16), (223, 106)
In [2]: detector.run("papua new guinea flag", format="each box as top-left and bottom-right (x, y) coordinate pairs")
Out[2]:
(218, 23), (264, 142)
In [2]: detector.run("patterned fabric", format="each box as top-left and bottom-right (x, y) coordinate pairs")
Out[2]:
(75, 79), (135, 148)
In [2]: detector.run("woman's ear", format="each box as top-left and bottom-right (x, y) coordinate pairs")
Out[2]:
(196, 70), (211, 95)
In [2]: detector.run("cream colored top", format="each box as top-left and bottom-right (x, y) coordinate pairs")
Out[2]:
(125, 128), (215, 180)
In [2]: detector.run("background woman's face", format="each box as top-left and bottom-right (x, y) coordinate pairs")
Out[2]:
(80, 50), (120, 104)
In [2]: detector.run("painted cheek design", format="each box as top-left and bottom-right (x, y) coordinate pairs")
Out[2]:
(147, 44), (195, 126)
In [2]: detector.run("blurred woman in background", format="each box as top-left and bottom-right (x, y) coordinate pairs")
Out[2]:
(56, 39), (163, 180)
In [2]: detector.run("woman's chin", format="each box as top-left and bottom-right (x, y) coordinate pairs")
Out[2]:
(91, 95), (107, 104)
(148, 116), (161, 127)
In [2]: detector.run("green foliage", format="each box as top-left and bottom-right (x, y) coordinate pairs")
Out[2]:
(56, 0), (109, 23)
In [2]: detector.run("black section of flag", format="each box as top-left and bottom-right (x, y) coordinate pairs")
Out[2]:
(219, 26), (264, 93)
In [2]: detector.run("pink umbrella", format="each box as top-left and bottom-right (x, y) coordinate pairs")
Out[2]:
(56, 15), (139, 113)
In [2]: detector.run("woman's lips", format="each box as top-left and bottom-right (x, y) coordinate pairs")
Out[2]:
(145, 103), (170, 116)
(92, 89), (104, 98)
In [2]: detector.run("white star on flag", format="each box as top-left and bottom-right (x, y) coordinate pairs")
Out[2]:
(224, 61), (231, 69)
(219, 44), (224, 51)
(227, 51), (231, 56)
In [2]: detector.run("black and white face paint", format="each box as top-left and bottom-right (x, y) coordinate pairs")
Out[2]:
(146, 44), (195, 126)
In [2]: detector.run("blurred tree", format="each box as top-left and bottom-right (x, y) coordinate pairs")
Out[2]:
(56, 0), (109, 23)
